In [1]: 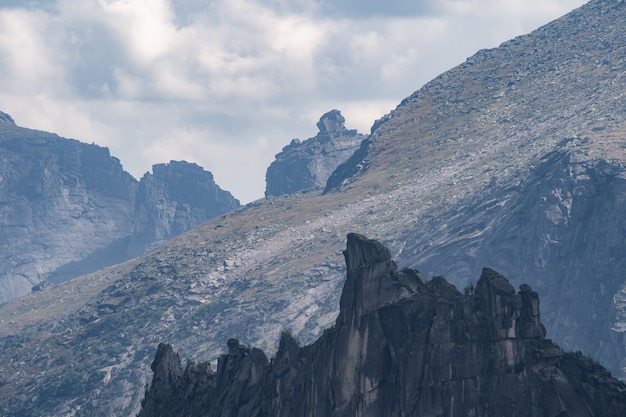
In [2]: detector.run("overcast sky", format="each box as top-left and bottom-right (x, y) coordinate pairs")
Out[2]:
(0, 0), (586, 203)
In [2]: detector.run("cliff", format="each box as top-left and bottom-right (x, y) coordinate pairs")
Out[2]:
(139, 234), (626, 417)
(0, 120), (137, 301)
(127, 161), (240, 257)
(265, 110), (365, 197)
(0, 118), (239, 302)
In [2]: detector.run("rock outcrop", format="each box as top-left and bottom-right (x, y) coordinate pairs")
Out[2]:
(0, 111), (15, 124)
(473, 151), (626, 370)
(127, 161), (240, 257)
(139, 234), (626, 417)
(265, 110), (365, 197)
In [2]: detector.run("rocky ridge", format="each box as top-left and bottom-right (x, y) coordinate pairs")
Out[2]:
(3, 0), (626, 415)
(265, 109), (365, 196)
(0, 121), (137, 301)
(0, 120), (239, 301)
(138, 234), (626, 417)
(127, 161), (240, 257)
(0, 111), (15, 124)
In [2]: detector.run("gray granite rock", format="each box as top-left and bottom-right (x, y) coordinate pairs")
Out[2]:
(265, 110), (365, 196)
(0, 122), (137, 301)
(0, 120), (239, 302)
(139, 235), (626, 417)
(128, 161), (239, 256)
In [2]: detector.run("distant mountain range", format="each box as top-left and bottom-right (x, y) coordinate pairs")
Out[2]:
(0, 114), (239, 302)
(2, 0), (626, 415)
(138, 234), (626, 417)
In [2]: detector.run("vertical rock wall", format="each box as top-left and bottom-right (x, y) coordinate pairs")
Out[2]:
(139, 234), (626, 417)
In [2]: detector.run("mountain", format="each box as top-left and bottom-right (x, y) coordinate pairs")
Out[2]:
(265, 109), (365, 196)
(0, 118), (239, 302)
(2, 0), (626, 415)
(0, 115), (137, 301)
(127, 161), (240, 257)
(138, 234), (626, 417)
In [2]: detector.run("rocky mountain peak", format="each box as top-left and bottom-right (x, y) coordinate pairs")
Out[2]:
(343, 232), (392, 271)
(0, 119), (240, 301)
(138, 235), (626, 417)
(150, 343), (184, 387)
(128, 160), (239, 256)
(140, 343), (216, 417)
(0, 111), (15, 125)
(316, 109), (352, 139)
(339, 233), (426, 324)
(0, 128), (138, 300)
(265, 110), (365, 196)
(475, 267), (547, 340)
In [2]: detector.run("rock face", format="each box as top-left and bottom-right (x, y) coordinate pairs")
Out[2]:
(473, 151), (626, 370)
(0, 119), (239, 302)
(128, 161), (240, 257)
(0, 111), (15, 124)
(265, 110), (365, 196)
(139, 234), (626, 417)
(138, 343), (216, 417)
(0, 120), (137, 301)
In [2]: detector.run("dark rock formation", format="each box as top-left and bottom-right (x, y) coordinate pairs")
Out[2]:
(127, 161), (240, 256)
(265, 110), (365, 196)
(473, 151), (626, 370)
(139, 234), (626, 417)
(139, 343), (216, 417)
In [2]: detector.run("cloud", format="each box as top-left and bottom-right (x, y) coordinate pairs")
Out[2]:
(316, 0), (438, 18)
(0, 0), (587, 203)
(0, 8), (67, 94)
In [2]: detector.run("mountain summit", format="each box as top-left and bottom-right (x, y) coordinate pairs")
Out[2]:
(128, 161), (240, 257)
(265, 110), (365, 196)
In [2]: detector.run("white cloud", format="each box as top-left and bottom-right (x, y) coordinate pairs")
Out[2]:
(0, 9), (67, 94)
(0, 0), (587, 203)
(98, 0), (178, 64)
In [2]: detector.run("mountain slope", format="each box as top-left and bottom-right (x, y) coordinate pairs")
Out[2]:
(2, 0), (626, 415)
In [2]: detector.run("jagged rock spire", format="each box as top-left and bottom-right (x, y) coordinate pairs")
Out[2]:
(139, 235), (626, 417)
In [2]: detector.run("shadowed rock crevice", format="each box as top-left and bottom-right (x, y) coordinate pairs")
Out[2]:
(139, 234), (626, 417)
